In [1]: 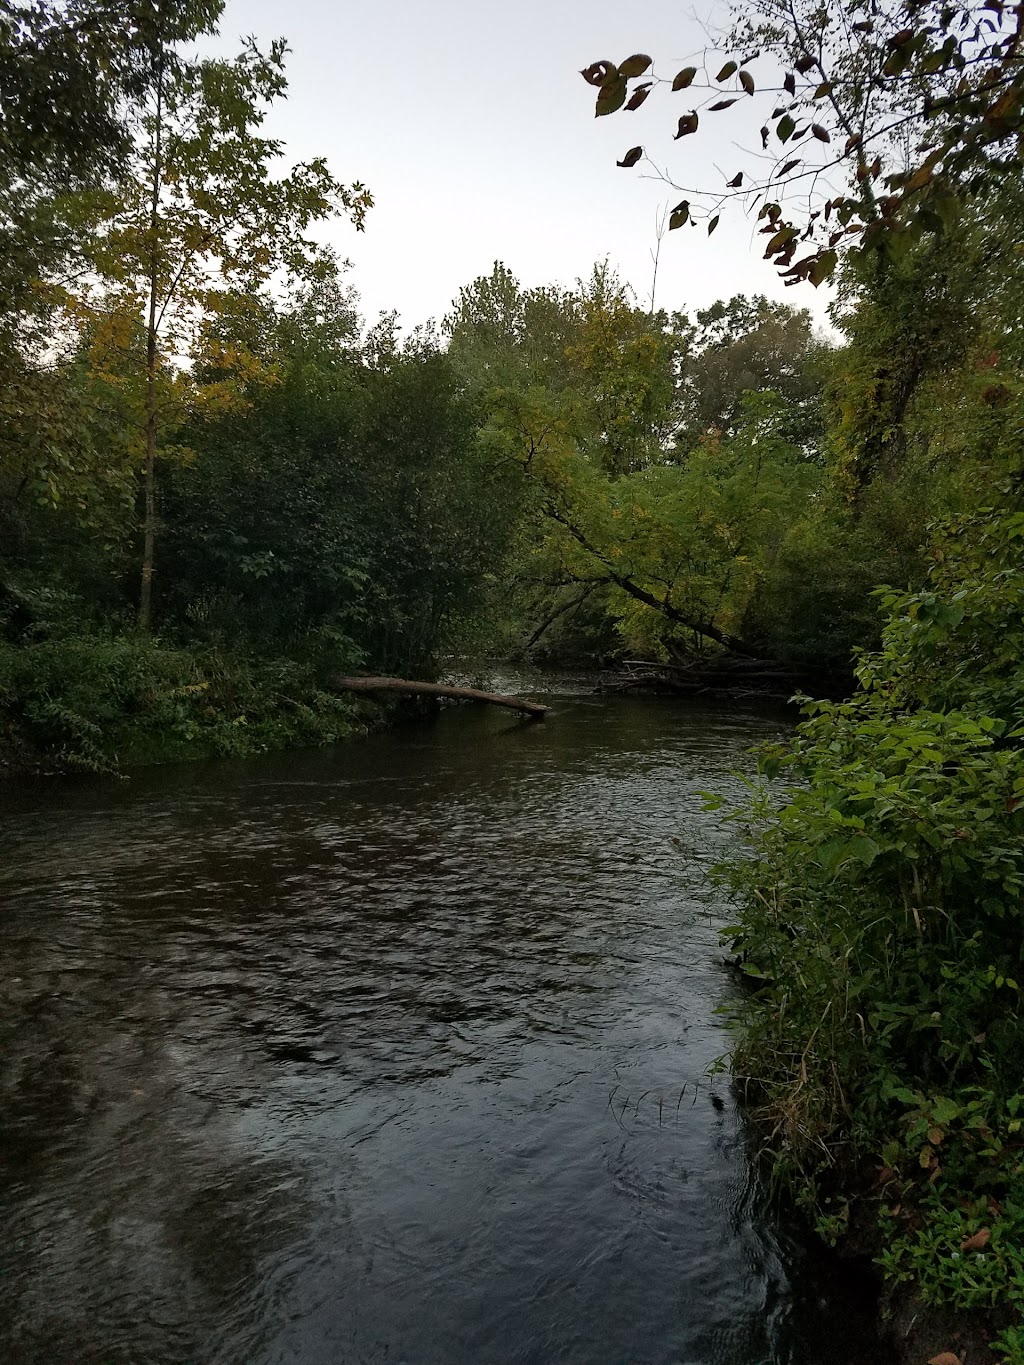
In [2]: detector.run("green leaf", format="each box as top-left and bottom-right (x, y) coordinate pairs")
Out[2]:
(672, 66), (697, 91)
(931, 190), (961, 231)
(808, 249), (838, 285)
(777, 113), (796, 141)
(847, 834), (881, 866)
(765, 224), (798, 254)
(596, 77), (628, 117)
(716, 61), (738, 81)
(616, 145), (643, 168)
(669, 199), (690, 229)
(618, 53), (652, 78)
(931, 1096), (962, 1126)
(674, 113), (699, 138)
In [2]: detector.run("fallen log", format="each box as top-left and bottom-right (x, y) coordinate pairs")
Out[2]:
(332, 676), (548, 718)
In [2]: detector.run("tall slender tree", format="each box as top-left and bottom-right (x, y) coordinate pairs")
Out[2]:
(80, 0), (371, 628)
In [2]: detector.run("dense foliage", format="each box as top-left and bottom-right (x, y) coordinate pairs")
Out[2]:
(3, 0), (1024, 1353)
(0, 1), (507, 773)
(715, 506), (1024, 1353)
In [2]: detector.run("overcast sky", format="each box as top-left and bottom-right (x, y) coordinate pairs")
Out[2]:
(217, 0), (833, 332)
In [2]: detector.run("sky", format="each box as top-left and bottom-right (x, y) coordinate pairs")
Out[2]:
(216, 0), (835, 333)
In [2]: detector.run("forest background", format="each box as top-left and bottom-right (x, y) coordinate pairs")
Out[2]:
(2, 0), (1024, 1354)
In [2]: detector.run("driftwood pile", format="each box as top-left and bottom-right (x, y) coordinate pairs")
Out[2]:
(597, 657), (849, 704)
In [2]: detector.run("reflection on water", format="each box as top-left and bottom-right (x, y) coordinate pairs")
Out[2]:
(0, 691), (887, 1364)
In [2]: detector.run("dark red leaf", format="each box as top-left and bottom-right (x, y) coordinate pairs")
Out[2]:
(582, 61), (616, 87)
(625, 84), (652, 110)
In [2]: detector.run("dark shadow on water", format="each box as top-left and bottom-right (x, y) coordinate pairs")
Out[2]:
(0, 691), (888, 1364)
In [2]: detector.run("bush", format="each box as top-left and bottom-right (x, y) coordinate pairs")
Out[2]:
(0, 634), (361, 775)
(717, 508), (1024, 1351)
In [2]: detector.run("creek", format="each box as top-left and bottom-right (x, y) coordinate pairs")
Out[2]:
(0, 682), (888, 1363)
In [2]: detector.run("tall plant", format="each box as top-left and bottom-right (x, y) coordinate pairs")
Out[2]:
(78, 0), (370, 628)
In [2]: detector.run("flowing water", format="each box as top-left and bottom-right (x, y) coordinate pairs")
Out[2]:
(0, 684), (889, 1364)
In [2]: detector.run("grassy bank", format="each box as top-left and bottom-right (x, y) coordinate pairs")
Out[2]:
(716, 510), (1024, 1363)
(0, 635), (373, 777)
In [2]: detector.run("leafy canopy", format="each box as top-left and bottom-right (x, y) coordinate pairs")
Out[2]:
(586, 0), (1024, 283)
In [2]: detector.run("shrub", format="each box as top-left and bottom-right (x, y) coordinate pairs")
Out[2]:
(0, 634), (361, 775)
(716, 509), (1024, 1350)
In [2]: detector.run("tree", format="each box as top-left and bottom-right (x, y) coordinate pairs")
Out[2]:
(449, 265), (823, 660)
(675, 294), (824, 453)
(0, 1), (163, 632)
(78, 0), (371, 628)
(158, 289), (516, 677)
(0, 0), (138, 333)
(585, 0), (1024, 284)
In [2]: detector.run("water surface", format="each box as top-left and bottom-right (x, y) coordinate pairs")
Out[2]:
(0, 689), (886, 1363)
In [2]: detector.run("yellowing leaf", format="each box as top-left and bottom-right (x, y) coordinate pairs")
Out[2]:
(618, 53), (652, 78)
(959, 1228), (990, 1252)
(669, 199), (690, 229)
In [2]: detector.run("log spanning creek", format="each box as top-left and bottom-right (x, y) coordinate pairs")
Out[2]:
(0, 681), (890, 1364)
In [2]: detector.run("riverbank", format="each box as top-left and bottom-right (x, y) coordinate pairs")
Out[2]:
(884, 1284), (1005, 1364)
(0, 636), (376, 778)
(3, 645), (815, 779)
(719, 517), (1024, 1365)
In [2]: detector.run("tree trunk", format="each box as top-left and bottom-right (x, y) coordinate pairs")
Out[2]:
(333, 676), (548, 718)
(544, 502), (762, 657)
(138, 45), (164, 632)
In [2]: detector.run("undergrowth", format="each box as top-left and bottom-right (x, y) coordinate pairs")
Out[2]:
(711, 508), (1024, 1361)
(0, 634), (363, 775)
